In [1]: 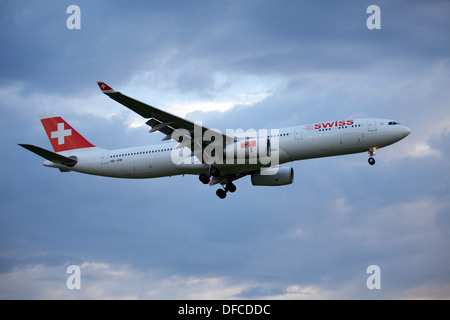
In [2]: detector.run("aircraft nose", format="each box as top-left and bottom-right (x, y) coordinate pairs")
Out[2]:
(400, 126), (411, 138)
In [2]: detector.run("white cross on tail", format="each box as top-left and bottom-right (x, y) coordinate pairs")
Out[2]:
(51, 123), (72, 145)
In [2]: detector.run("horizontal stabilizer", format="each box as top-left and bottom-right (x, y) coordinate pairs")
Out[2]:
(18, 144), (77, 167)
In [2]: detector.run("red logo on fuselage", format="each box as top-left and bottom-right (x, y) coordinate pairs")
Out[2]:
(314, 119), (354, 130)
(241, 140), (257, 148)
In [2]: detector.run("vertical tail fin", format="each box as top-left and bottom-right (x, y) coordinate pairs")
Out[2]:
(40, 114), (95, 152)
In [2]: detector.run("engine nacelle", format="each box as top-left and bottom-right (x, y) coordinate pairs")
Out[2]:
(224, 137), (271, 162)
(251, 166), (294, 186)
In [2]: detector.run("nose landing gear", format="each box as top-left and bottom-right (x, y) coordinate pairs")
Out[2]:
(368, 147), (376, 165)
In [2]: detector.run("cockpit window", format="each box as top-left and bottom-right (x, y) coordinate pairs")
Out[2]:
(388, 121), (400, 125)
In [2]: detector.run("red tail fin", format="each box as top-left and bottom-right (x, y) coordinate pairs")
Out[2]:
(40, 115), (95, 152)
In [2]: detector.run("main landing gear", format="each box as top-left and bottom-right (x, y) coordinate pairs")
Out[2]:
(368, 147), (376, 165)
(199, 165), (221, 184)
(216, 182), (237, 199)
(198, 165), (237, 199)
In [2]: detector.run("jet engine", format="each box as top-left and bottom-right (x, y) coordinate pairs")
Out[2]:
(251, 166), (294, 186)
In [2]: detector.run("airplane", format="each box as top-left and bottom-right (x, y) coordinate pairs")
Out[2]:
(19, 82), (411, 199)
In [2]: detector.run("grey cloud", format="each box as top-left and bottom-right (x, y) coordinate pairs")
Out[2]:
(2, 1), (448, 95)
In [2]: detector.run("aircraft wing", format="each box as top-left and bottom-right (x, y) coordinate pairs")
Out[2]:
(97, 82), (232, 163)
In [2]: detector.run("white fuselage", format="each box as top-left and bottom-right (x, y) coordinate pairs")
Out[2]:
(44, 118), (411, 178)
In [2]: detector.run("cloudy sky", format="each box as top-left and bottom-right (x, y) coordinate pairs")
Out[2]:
(1, 0), (449, 299)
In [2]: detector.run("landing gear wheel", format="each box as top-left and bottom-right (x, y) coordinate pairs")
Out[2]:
(216, 188), (227, 199)
(225, 182), (236, 193)
(368, 157), (375, 165)
(209, 166), (220, 178)
(199, 173), (210, 184)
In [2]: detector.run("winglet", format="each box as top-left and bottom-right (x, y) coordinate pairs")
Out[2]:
(97, 81), (116, 94)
